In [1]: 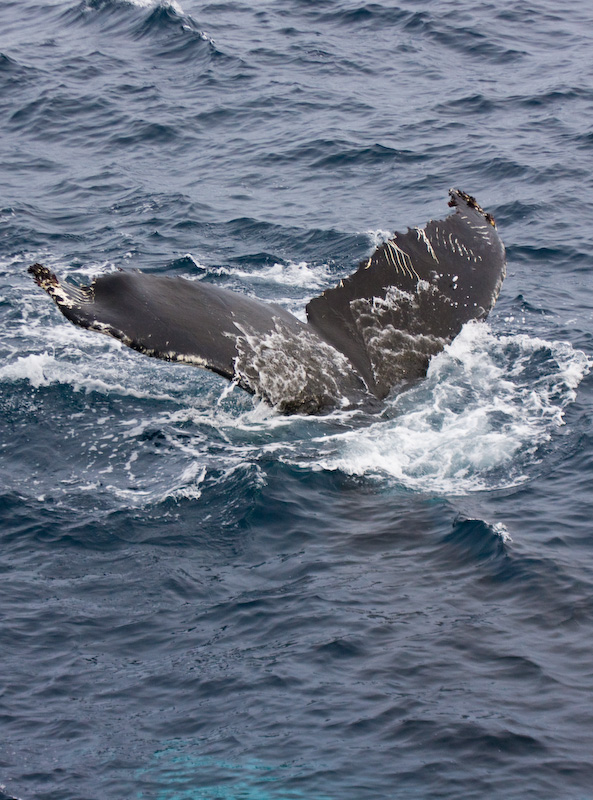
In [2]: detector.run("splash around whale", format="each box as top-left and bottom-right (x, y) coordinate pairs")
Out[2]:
(29, 189), (506, 414)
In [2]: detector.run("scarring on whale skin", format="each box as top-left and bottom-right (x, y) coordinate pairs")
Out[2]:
(29, 189), (506, 414)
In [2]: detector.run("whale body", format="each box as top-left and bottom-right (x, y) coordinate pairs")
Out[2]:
(29, 189), (506, 414)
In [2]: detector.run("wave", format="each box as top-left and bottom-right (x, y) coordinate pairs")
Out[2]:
(58, 0), (225, 65)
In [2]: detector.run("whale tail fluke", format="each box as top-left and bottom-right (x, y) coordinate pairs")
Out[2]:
(28, 190), (506, 413)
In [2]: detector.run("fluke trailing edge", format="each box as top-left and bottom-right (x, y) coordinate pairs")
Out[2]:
(29, 189), (506, 414)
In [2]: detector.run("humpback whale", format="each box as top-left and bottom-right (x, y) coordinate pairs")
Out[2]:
(29, 189), (506, 414)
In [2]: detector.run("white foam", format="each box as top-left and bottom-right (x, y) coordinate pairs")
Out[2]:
(204, 261), (331, 291)
(367, 229), (394, 248)
(493, 522), (512, 543)
(180, 253), (209, 275)
(164, 463), (206, 502)
(0, 348), (190, 403)
(70, 261), (118, 279)
(308, 322), (591, 495)
(0, 353), (56, 388)
(251, 261), (330, 289)
(116, 0), (184, 14)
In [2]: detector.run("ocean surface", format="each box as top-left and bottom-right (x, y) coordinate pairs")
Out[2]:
(2, 1), (593, 798)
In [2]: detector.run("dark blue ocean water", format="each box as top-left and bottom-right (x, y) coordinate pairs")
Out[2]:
(2, 1), (593, 798)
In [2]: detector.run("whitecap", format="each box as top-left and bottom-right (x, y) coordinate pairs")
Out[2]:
(115, 0), (185, 14)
